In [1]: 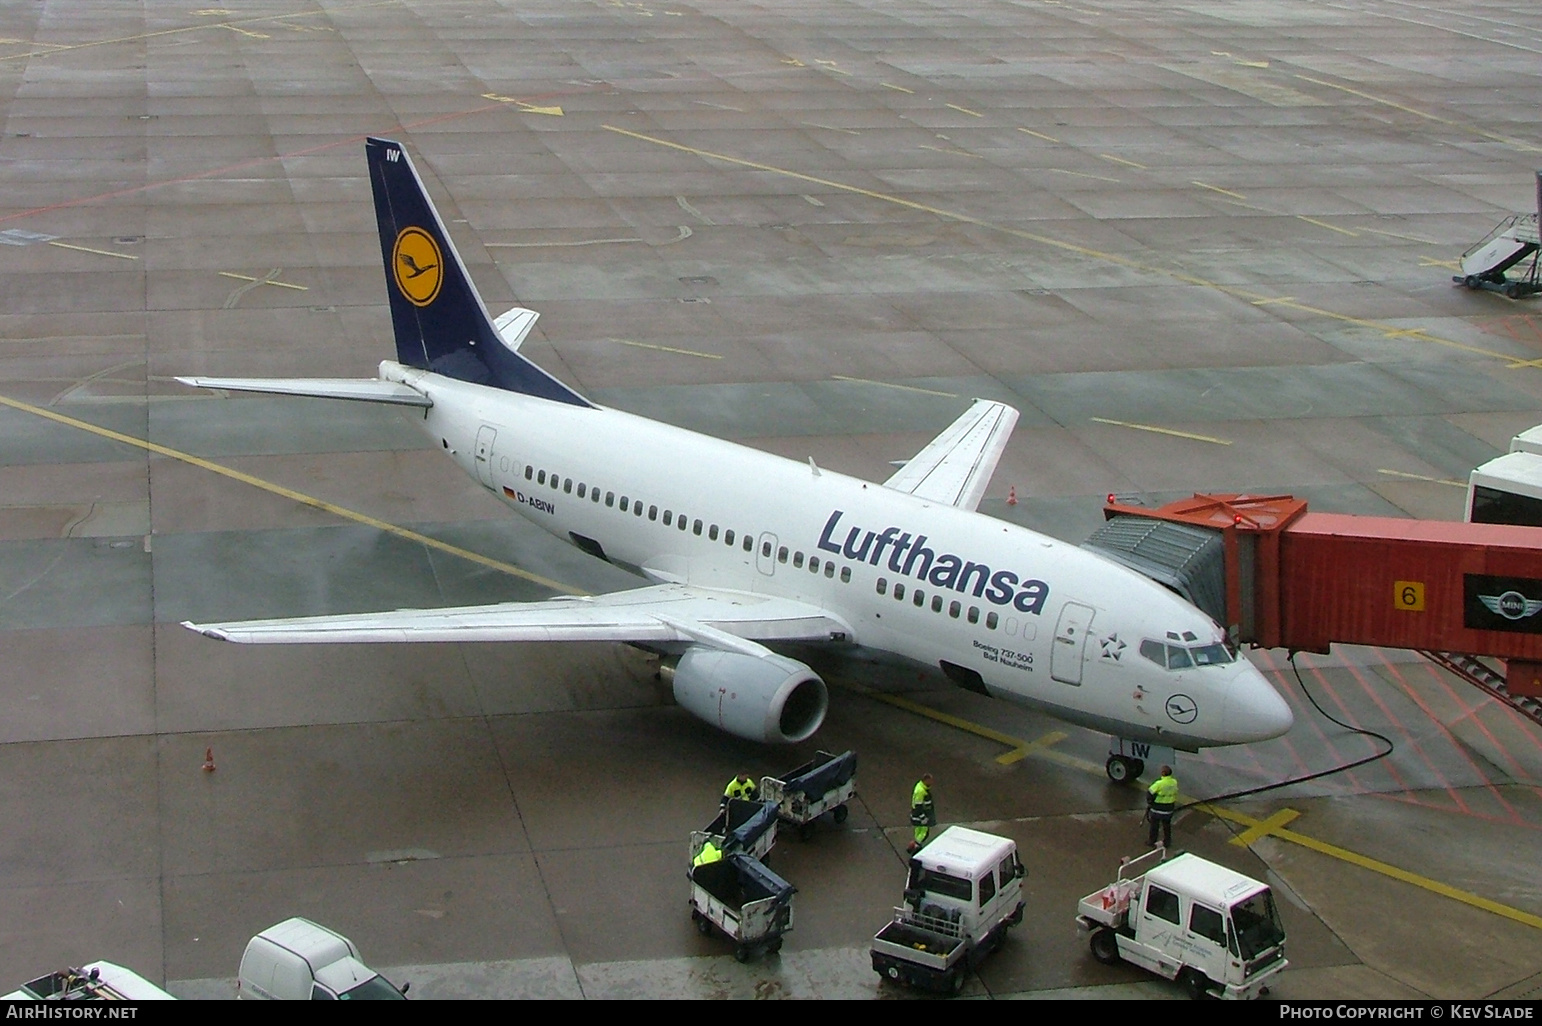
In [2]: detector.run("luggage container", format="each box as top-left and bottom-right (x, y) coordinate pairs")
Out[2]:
(688, 853), (796, 961)
(691, 797), (778, 864)
(760, 749), (857, 840)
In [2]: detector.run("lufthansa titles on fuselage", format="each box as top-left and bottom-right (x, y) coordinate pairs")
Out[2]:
(817, 510), (1050, 614)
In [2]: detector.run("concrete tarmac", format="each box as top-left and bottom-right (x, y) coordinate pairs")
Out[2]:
(1, 0), (1541, 1001)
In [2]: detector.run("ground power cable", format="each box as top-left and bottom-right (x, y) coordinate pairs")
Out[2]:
(1178, 651), (1395, 812)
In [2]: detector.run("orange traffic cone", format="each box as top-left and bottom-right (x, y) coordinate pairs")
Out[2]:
(1006, 486), (1017, 506)
(202, 747), (216, 773)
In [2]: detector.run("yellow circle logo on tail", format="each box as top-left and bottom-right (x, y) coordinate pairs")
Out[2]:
(392, 226), (443, 307)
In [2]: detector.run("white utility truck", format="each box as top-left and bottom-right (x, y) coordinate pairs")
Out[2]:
(4, 963), (175, 1000)
(238, 918), (408, 1000)
(1076, 848), (1287, 1000)
(870, 826), (1026, 993)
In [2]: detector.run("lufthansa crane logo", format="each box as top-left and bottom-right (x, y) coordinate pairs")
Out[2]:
(1479, 590), (1542, 621)
(392, 226), (443, 307)
(1165, 694), (1198, 725)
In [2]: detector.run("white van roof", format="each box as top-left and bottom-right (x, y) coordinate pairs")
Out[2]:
(1145, 853), (1267, 909)
(256, 918), (360, 968)
(1471, 451), (1542, 501)
(914, 826), (1016, 879)
(1510, 425), (1542, 456)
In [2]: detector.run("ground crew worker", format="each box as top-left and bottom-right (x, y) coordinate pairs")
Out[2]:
(722, 772), (757, 807)
(1146, 765), (1178, 848)
(692, 839), (723, 868)
(908, 773), (936, 854)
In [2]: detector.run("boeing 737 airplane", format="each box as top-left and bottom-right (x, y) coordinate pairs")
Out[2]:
(179, 138), (1293, 779)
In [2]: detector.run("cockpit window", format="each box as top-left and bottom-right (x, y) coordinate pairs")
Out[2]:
(1190, 643), (1235, 666)
(1141, 638), (1237, 670)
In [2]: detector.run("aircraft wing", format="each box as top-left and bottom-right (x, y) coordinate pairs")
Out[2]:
(883, 399), (1019, 511)
(182, 584), (850, 656)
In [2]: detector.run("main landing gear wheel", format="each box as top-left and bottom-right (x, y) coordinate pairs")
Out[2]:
(1105, 755), (1142, 783)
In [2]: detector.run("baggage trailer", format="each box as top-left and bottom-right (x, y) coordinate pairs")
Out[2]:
(688, 853), (796, 962)
(1076, 848), (1287, 1000)
(870, 826), (1026, 994)
(760, 749), (857, 840)
(691, 797), (778, 864)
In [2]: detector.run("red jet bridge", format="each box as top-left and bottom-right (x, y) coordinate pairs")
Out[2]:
(1083, 494), (1542, 725)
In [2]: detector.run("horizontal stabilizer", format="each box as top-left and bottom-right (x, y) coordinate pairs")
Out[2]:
(176, 376), (431, 407)
(493, 307), (540, 351)
(183, 584), (849, 647)
(884, 399), (1019, 510)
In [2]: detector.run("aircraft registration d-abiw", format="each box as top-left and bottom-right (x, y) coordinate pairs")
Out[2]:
(180, 138), (1292, 777)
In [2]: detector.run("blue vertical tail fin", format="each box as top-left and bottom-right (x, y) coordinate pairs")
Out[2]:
(365, 137), (591, 407)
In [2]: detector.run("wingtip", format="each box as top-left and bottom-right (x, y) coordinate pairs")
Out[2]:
(181, 620), (230, 642)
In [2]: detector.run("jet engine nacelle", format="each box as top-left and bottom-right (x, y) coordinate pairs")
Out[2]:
(665, 645), (828, 744)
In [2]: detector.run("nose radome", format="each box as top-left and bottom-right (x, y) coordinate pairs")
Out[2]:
(1225, 662), (1295, 742)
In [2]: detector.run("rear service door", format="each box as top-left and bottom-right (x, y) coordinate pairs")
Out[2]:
(474, 425), (497, 488)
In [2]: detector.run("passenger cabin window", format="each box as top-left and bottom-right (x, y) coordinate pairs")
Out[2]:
(694, 519), (703, 535)
(762, 540), (772, 558)
(525, 466), (533, 480)
(563, 478), (572, 494)
(591, 489), (600, 504)
(577, 483), (586, 498)
(709, 525), (718, 541)
(877, 578), (888, 595)
(986, 611), (998, 629)
(725, 530), (735, 546)
(979, 870), (996, 908)
(649, 505), (658, 521)
(949, 600), (961, 618)
(1190, 904), (1227, 946)
(679, 516), (687, 531)
(538, 470), (546, 485)
(840, 566), (851, 583)
(777, 546), (788, 563)
(793, 551), (804, 568)
(894, 583), (905, 600)
(913, 589), (924, 607)
(605, 491), (615, 507)
(931, 595), (943, 613)
(825, 563), (836, 579)
(809, 557), (820, 573)
(967, 606), (979, 624)
(634, 502), (643, 517)
(1146, 885), (1181, 924)
(620, 497), (629, 512)
(549, 472), (558, 488)
(742, 535), (753, 552)
(664, 511), (673, 526)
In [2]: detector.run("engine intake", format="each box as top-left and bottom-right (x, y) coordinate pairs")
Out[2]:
(665, 645), (828, 744)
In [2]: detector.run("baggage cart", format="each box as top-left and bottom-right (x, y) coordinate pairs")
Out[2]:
(760, 749), (857, 840)
(688, 853), (796, 962)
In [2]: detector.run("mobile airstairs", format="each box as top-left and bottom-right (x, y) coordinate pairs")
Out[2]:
(1454, 171), (1542, 299)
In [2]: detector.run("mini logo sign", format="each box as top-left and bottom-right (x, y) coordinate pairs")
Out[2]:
(1480, 590), (1542, 621)
(1464, 574), (1542, 635)
(1165, 693), (1198, 724)
(392, 226), (443, 307)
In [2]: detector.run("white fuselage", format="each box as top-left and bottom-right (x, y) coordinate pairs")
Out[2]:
(385, 362), (1293, 750)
